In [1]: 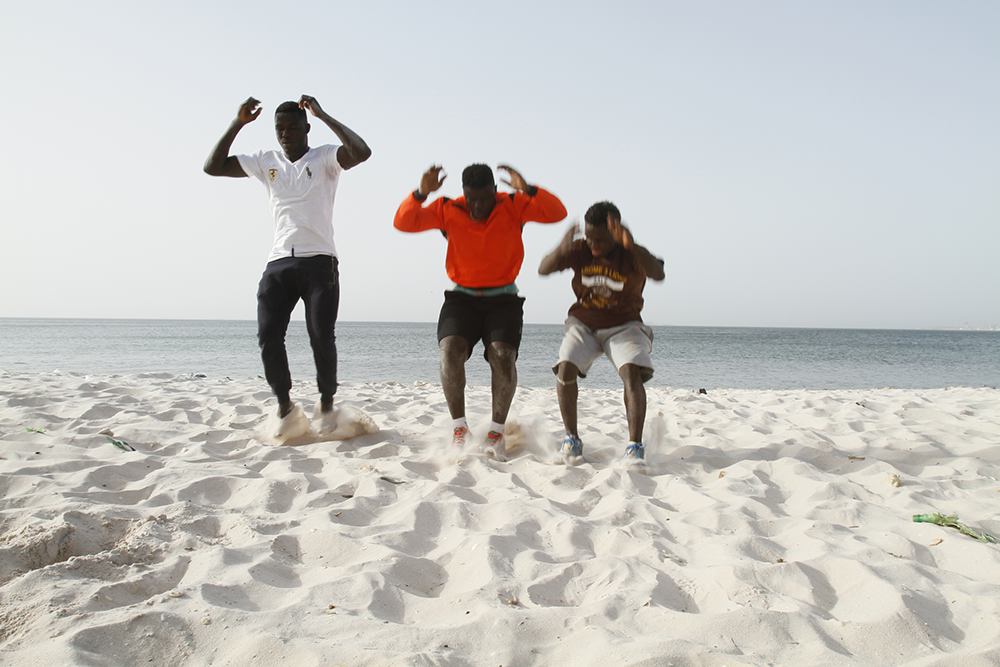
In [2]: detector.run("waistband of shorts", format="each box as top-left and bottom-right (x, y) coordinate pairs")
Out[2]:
(266, 253), (337, 266)
(452, 283), (519, 297)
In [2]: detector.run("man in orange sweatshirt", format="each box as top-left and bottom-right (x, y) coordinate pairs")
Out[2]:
(394, 163), (567, 458)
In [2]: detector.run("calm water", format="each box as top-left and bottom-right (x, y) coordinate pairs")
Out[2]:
(1, 318), (998, 390)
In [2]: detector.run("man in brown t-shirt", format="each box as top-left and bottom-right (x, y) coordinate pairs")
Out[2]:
(538, 201), (665, 463)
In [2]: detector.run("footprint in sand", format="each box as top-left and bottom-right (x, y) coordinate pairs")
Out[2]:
(79, 404), (121, 420)
(649, 571), (702, 613)
(6, 396), (50, 408)
(66, 484), (157, 506)
(363, 442), (400, 459)
(382, 555), (449, 598)
(81, 460), (164, 491)
(270, 534), (303, 563)
(0, 512), (143, 586)
(264, 479), (300, 514)
(201, 582), (261, 611)
(188, 429), (235, 445)
(289, 456), (324, 474)
(176, 476), (236, 506)
(70, 612), (195, 665)
(248, 558), (302, 588)
(83, 556), (191, 612)
(526, 562), (585, 607)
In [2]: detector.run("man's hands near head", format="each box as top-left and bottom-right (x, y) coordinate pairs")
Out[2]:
(298, 95), (325, 118)
(497, 164), (530, 193)
(607, 213), (634, 250)
(419, 165), (447, 197)
(237, 97), (261, 125)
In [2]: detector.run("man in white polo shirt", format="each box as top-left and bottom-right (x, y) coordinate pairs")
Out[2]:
(204, 95), (371, 436)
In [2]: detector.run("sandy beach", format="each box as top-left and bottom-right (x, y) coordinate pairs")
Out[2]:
(2, 371), (999, 665)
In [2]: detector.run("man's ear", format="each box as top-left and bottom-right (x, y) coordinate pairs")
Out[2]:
(305, 122), (311, 134)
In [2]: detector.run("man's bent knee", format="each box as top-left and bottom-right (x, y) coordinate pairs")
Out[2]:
(619, 363), (645, 385)
(487, 342), (517, 368)
(440, 336), (470, 362)
(257, 326), (288, 349)
(556, 362), (580, 384)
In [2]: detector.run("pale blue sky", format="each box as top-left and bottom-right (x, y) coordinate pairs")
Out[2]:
(2, 1), (997, 328)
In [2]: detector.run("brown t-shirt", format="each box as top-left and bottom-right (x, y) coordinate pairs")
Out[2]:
(555, 240), (650, 330)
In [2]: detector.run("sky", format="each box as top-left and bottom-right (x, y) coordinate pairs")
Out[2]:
(1, 1), (998, 329)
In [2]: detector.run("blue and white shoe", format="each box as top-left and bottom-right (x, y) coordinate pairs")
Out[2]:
(560, 434), (583, 462)
(624, 441), (646, 462)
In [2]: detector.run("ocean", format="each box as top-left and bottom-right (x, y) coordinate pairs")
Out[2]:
(1, 318), (998, 390)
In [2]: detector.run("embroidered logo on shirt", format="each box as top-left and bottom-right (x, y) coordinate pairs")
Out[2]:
(268, 168), (278, 182)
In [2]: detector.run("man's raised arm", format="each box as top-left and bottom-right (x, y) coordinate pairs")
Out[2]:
(538, 222), (579, 275)
(298, 95), (372, 171)
(203, 97), (259, 178)
(394, 165), (449, 233)
(499, 165), (567, 224)
(609, 217), (666, 281)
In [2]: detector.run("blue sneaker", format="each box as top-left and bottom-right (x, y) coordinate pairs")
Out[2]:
(561, 434), (583, 459)
(624, 442), (645, 461)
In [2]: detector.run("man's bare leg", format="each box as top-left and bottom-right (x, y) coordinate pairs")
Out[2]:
(486, 341), (518, 424)
(556, 361), (581, 437)
(439, 336), (469, 420)
(620, 363), (647, 442)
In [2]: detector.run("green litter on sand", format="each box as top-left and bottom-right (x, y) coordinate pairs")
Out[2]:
(913, 513), (998, 544)
(103, 435), (136, 452)
(26, 427), (48, 435)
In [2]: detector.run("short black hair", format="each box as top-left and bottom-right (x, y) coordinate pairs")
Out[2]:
(462, 164), (494, 189)
(274, 101), (306, 122)
(584, 201), (621, 227)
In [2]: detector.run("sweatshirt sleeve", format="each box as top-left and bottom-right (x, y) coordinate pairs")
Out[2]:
(554, 240), (587, 271)
(515, 187), (568, 225)
(393, 192), (447, 233)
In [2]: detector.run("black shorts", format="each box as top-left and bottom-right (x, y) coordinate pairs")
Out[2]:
(436, 290), (525, 360)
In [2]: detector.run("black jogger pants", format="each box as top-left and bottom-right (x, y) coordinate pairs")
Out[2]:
(256, 254), (339, 403)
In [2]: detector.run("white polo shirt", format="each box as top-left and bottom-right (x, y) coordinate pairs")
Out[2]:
(237, 144), (343, 263)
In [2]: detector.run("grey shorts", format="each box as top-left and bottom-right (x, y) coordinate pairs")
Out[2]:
(553, 316), (654, 382)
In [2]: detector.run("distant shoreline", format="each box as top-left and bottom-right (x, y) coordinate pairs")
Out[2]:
(1, 316), (998, 333)
(4, 320), (999, 389)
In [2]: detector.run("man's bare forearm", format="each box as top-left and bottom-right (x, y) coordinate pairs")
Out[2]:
(317, 112), (372, 169)
(538, 248), (564, 275)
(630, 244), (665, 281)
(204, 120), (246, 177)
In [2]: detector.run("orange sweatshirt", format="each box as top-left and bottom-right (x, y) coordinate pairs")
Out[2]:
(393, 188), (567, 288)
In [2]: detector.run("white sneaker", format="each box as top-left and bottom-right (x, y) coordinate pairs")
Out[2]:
(273, 403), (310, 442)
(314, 404), (379, 441)
(313, 400), (339, 435)
(484, 430), (507, 461)
(452, 424), (470, 448)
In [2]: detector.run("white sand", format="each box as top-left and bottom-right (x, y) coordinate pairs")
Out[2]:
(2, 371), (1000, 665)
